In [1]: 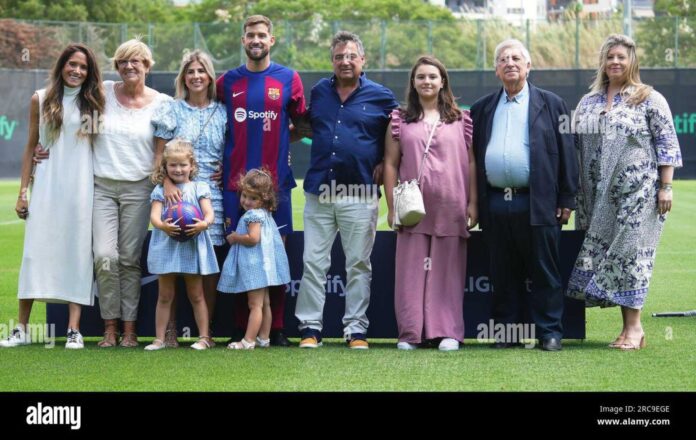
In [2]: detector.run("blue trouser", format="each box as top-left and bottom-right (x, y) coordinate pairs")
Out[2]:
(485, 191), (564, 341)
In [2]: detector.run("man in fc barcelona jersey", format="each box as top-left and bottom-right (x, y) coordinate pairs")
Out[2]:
(216, 15), (307, 346)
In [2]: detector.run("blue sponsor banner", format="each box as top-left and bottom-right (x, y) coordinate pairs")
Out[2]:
(47, 231), (585, 339)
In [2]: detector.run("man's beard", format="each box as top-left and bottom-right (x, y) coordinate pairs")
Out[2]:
(245, 45), (269, 61)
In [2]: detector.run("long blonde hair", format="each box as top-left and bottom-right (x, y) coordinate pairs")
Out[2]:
(590, 34), (652, 106)
(151, 139), (199, 184)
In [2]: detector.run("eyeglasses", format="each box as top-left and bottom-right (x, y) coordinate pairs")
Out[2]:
(333, 53), (361, 62)
(117, 59), (142, 67)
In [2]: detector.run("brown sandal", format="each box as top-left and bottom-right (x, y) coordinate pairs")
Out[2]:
(97, 319), (119, 348)
(119, 321), (139, 347)
(119, 333), (139, 348)
(97, 331), (119, 348)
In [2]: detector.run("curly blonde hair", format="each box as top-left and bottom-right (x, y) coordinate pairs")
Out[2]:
(151, 138), (199, 184)
(237, 168), (277, 211)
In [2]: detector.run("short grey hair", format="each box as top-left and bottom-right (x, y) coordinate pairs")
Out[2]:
(330, 31), (365, 60)
(494, 39), (531, 65)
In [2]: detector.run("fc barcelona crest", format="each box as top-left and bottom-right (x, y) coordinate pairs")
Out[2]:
(268, 88), (280, 100)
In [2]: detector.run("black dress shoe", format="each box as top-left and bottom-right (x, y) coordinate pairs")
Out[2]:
(491, 342), (523, 349)
(542, 337), (562, 351)
(270, 330), (291, 347)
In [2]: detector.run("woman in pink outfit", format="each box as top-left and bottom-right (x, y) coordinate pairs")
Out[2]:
(383, 56), (478, 351)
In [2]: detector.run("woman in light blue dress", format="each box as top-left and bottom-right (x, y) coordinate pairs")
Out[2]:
(146, 140), (219, 350)
(218, 169), (290, 350)
(151, 50), (226, 345)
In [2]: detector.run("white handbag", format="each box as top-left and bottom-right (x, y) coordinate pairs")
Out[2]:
(393, 118), (439, 227)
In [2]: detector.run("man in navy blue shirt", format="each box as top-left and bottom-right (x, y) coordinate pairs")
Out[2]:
(295, 31), (398, 349)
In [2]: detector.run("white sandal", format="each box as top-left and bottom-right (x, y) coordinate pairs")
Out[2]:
(256, 337), (270, 348)
(227, 338), (255, 350)
(144, 339), (165, 351)
(191, 336), (212, 350)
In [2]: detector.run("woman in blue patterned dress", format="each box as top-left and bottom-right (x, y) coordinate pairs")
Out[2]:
(566, 34), (682, 350)
(151, 50), (226, 346)
(145, 140), (219, 350)
(218, 169), (291, 350)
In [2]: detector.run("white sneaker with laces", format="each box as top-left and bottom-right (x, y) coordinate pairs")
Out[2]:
(438, 338), (459, 351)
(65, 329), (84, 349)
(0, 327), (30, 348)
(397, 341), (418, 350)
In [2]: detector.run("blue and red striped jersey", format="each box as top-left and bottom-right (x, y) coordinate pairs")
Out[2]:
(216, 63), (306, 192)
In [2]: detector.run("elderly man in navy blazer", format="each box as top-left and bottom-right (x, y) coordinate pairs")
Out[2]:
(470, 39), (578, 351)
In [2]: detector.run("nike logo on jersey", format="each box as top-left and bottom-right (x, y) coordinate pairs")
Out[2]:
(233, 91), (244, 98)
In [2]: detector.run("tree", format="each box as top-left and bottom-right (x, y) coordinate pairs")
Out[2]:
(637, 0), (695, 67)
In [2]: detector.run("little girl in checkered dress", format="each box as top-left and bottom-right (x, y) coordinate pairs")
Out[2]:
(218, 168), (291, 350)
(145, 139), (219, 351)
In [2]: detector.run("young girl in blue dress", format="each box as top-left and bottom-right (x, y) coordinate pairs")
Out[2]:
(145, 139), (219, 350)
(218, 168), (291, 350)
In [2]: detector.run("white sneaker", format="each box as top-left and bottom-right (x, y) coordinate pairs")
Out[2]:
(65, 329), (84, 349)
(438, 338), (459, 351)
(256, 337), (270, 348)
(397, 341), (418, 350)
(0, 327), (30, 347)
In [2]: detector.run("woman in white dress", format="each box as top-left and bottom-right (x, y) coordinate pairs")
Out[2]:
(31, 39), (171, 348)
(0, 44), (105, 349)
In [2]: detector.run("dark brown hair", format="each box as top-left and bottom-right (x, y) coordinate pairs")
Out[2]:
(43, 43), (105, 144)
(401, 55), (461, 124)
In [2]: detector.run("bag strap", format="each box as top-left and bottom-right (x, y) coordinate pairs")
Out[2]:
(416, 117), (440, 183)
(192, 102), (219, 146)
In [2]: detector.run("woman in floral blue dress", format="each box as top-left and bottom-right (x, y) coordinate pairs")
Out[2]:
(151, 50), (226, 346)
(566, 35), (682, 350)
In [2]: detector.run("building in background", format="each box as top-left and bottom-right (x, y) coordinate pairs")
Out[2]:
(427, 0), (654, 20)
